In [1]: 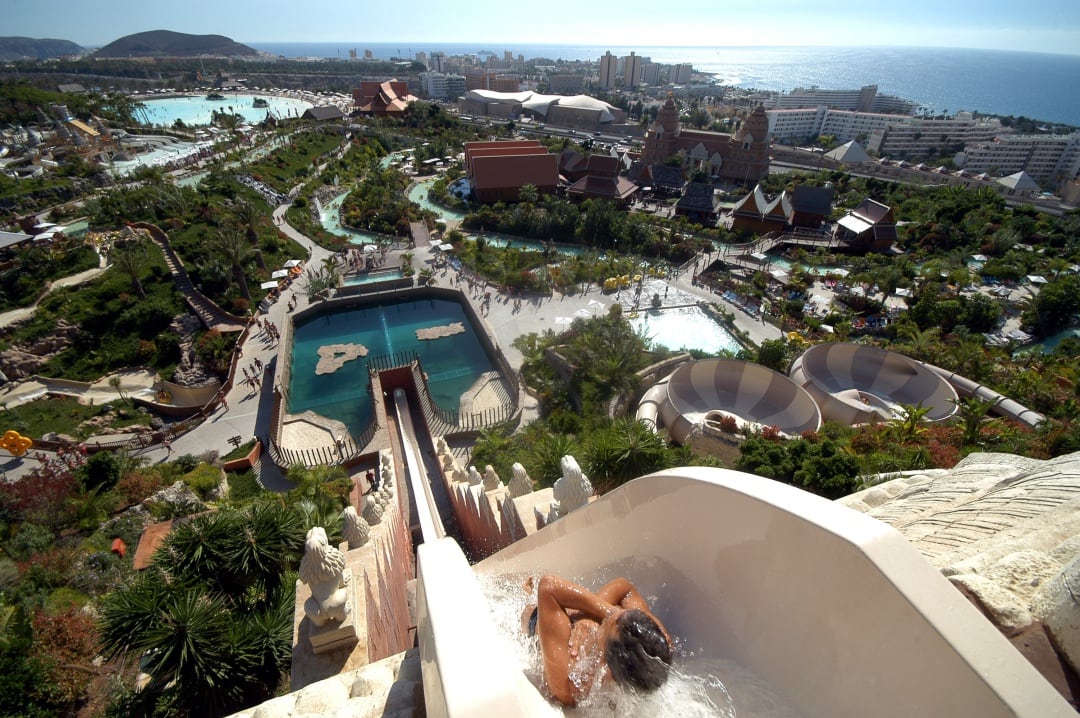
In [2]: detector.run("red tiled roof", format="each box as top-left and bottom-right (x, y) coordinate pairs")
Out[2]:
(471, 153), (558, 191)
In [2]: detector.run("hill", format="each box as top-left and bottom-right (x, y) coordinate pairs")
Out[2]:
(90, 30), (260, 59)
(0, 36), (84, 60)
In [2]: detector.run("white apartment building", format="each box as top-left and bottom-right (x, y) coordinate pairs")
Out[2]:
(768, 107), (1011, 159)
(419, 72), (467, 101)
(956, 133), (1080, 186)
(764, 85), (917, 114)
(868, 113), (1008, 158)
(768, 107), (907, 145)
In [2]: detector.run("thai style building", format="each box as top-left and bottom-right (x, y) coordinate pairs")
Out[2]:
(834, 198), (898, 252)
(641, 97), (771, 185)
(464, 140), (559, 203)
(352, 81), (415, 115)
(560, 153), (638, 207)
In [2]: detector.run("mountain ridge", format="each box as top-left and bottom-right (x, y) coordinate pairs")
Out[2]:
(0, 37), (84, 61)
(90, 29), (260, 59)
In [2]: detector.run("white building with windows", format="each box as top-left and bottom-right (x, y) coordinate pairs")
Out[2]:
(956, 132), (1080, 187)
(768, 107), (1011, 159)
(764, 85), (917, 114)
(419, 72), (467, 101)
(868, 113), (1008, 159)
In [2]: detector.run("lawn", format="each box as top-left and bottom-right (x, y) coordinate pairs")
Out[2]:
(1, 395), (151, 440)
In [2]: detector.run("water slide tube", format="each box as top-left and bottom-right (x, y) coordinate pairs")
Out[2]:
(923, 362), (1046, 428)
(789, 343), (958, 425)
(415, 468), (1071, 717)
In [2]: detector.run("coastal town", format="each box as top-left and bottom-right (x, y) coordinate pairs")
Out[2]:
(1, 28), (1079, 718)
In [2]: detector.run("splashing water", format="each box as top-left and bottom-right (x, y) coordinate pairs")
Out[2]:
(477, 572), (740, 717)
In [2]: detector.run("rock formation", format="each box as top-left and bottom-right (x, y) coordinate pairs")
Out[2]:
(840, 451), (1080, 677)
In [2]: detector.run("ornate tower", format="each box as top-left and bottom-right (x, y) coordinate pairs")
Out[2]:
(642, 95), (681, 165)
(729, 104), (771, 185)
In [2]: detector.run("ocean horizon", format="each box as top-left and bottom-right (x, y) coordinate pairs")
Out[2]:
(245, 42), (1080, 127)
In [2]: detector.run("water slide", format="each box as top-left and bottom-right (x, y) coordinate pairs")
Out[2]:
(636, 358), (821, 441)
(789, 343), (958, 425)
(414, 467), (1072, 717)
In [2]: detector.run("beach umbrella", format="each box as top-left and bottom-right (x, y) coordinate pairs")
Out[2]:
(260, 280), (279, 289)
(271, 269), (289, 279)
(284, 259), (302, 268)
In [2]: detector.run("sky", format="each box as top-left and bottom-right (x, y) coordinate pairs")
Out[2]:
(6, 0), (1080, 56)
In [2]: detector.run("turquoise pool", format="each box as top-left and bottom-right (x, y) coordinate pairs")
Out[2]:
(288, 296), (494, 437)
(630, 306), (742, 355)
(342, 269), (404, 286)
(135, 94), (313, 127)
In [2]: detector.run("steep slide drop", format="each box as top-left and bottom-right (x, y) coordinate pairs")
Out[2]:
(412, 468), (1072, 717)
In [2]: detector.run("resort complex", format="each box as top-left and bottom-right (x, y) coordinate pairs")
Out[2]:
(2, 38), (1080, 718)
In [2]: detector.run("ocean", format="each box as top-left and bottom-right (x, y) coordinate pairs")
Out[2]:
(246, 42), (1080, 127)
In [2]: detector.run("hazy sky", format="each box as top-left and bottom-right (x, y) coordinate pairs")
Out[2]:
(7, 0), (1080, 56)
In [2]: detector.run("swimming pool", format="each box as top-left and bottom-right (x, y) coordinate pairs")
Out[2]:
(135, 94), (313, 127)
(342, 269), (404, 286)
(287, 296), (495, 438)
(629, 305), (742, 355)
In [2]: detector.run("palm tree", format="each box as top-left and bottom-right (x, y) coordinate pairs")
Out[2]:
(891, 403), (932, 443)
(585, 417), (671, 493)
(953, 395), (999, 445)
(231, 199), (267, 272)
(110, 241), (149, 299)
(99, 503), (303, 716)
(213, 225), (253, 302)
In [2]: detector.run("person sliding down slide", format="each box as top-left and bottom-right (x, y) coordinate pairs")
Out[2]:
(521, 575), (673, 707)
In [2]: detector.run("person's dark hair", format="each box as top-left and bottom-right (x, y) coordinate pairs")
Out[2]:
(604, 609), (673, 692)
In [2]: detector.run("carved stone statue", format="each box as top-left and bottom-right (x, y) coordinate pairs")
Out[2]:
(550, 455), (592, 520)
(467, 465), (483, 486)
(362, 494), (384, 525)
(482, 464), (502, 491)
(342, 505), (370, 549)
(508, 462), (533, 498)
(299, 527), (350, 627)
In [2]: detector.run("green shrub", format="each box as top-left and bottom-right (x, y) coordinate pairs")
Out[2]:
(182, 462), (223, 500)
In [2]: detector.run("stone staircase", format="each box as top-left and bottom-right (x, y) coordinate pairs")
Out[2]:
(132, 222), (247, 333)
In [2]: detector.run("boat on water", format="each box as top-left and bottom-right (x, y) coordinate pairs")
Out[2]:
(206, 92), (226, 101)
(252, 97), (269, 108)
